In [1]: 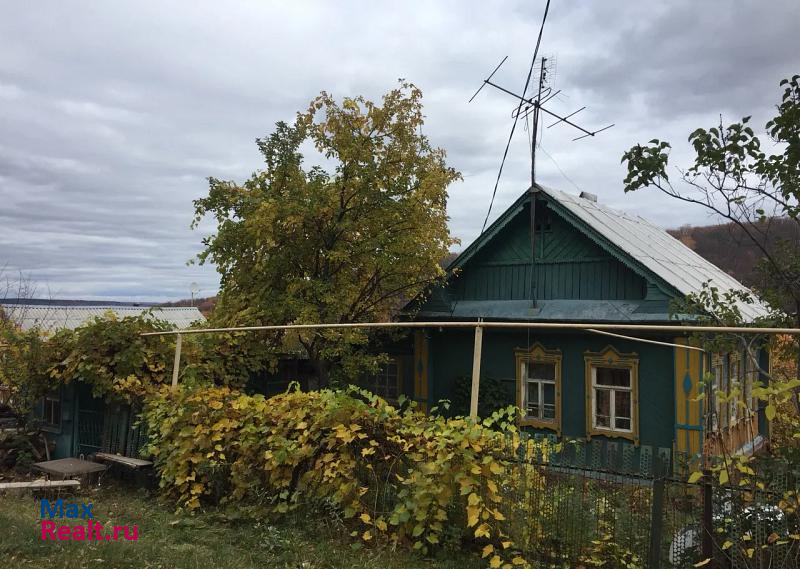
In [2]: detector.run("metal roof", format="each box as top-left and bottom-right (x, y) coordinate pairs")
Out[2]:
(0, 304), (205, 332)
(430, 185), (770, 323)
(537, 186), (770, 321)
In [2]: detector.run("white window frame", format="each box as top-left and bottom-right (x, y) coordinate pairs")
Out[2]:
(515, 343), (562, 433)
(521, 361), (557, 423)
(590, 366), (633, 434)
(362, 359), (400, 402)
(584, 346), (639, 444)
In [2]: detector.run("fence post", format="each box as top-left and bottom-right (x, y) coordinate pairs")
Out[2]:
(648, 476), (665, 569)
(171, 333), (183, 390)
(469, 324), (483, 419)
(701, 468), (714, 566)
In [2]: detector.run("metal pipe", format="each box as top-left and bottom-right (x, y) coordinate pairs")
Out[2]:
(140, 320), (800, 337)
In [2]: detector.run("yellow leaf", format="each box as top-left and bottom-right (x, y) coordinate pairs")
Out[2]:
(719, 469), (729, 484)
(722, 540), (733, 550)
(511, 557), (525, 565)
(482, 544), (494, 558)
(765, 404), (776, 421)
(489, 555), (502, 569)
(362, 531), (372, 541)
(376, 519), (387, 532)
(501, 541), (513, 549)
(694, 559), (711, 567)
(468, 493), (481, 506)
(489, 461), (503, 475)
(360, 513), (371, 524)
(474, 523), (490, 539)
(467, 506), (480, 528)
(688, 471), (703, 484)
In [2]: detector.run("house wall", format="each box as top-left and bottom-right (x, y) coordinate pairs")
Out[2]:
(451, 205), (647, 302)
(421, 328), (675, 449)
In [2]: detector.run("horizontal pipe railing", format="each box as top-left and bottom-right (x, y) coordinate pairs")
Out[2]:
(140, 320), (800, 337)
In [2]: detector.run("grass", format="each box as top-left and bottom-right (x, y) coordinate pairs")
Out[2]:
(0, 483), (483, 569)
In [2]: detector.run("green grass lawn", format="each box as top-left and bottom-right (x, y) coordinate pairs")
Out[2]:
(0, 484), (483, 569)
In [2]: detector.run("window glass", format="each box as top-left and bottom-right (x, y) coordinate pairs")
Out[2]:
(362, 361), (399, 400)
(528, 362), (555, 381)
(526, 382), (540, 417)
(595, 389), (611, 428)
(43, 395), (61, 428)
(542, 382), (556, 420)
(595, 367), (630, 387)
(522, 360), (557, 423)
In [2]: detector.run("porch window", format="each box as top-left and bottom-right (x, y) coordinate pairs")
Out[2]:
(585, 346), (639, 443)
(362, 359), (400, 402)
(42, 392), (62, 431)
(515, 343), (562, 432)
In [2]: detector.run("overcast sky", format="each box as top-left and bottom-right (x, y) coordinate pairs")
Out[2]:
(1, 1), (797, 302)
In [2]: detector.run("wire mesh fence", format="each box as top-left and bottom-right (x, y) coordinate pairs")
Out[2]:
(488, 434), (799, 568)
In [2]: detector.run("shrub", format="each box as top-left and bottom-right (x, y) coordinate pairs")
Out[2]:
(143, 385), (541, 566)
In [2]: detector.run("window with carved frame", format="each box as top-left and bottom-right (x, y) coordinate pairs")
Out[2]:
(515, 343), (562, 433)
(585, 346), (639, 444)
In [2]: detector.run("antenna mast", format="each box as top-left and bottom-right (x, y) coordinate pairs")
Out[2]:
(469, 3), (614, 309)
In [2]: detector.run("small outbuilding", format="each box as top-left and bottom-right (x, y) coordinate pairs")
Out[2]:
(0, 302), (204, 459)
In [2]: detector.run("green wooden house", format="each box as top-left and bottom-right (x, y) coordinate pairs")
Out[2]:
(398, 186), (770, 457)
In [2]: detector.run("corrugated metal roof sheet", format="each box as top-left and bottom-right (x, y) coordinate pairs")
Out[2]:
(0, 304), (205, 332)
(538, 185), (770, 321)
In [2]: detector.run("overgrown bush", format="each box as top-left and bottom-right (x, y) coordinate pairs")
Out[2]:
(1, 312), (280, 410)
(144, 385), (543, 567)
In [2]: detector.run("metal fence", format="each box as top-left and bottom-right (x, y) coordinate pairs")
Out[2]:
(496, 435), (799, 569)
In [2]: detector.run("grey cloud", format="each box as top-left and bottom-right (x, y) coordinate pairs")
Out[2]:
(0, 0), (796, 301)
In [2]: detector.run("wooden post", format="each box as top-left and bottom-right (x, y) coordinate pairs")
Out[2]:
(470, 324), (484, 419)
(171, 333), (182, 390)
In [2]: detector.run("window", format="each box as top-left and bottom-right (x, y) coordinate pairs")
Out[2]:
(515, 344), (562, 432)
(585, 346), (639, 443)
(592, 367), (632, 431)
(361, 359), (400, 401)
(42, 392), (62, 431)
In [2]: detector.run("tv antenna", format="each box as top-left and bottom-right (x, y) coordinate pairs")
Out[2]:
(189, 282), (200, 307)
(468, 0), (614, 309)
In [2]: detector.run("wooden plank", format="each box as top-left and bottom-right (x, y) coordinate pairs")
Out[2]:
(95, 452), (153, 469)
(0, 479), (81, 490)
(470, 325), (484, 419)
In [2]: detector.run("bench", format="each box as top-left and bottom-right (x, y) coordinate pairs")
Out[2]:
(94, 452), (153, 470)
(0, 479), (82, 493)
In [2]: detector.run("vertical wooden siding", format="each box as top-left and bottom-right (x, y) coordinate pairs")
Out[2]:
(453, 205), (647, 301)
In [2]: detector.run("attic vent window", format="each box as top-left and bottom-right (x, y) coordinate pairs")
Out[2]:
(579, 191), (598, 203)
(534, 213), (552, 232)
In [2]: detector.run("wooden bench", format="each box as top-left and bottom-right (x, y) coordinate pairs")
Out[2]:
(0, 479), (81, 493)
(94, 452), (153, 470)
